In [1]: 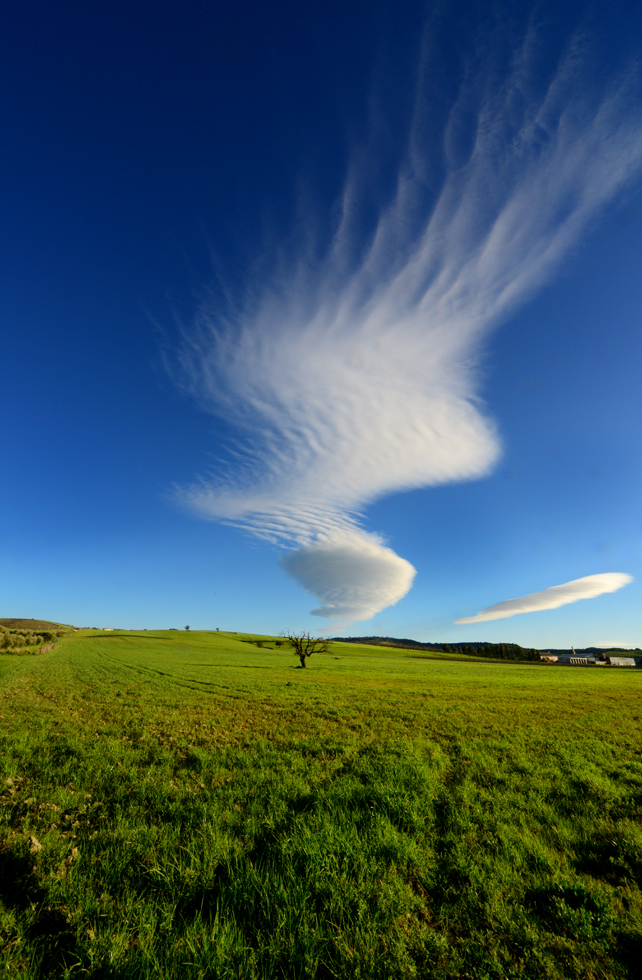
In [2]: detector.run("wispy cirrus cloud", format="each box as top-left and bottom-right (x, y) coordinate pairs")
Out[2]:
(455, 573), (633, 624)
(174, 14), (642, 624)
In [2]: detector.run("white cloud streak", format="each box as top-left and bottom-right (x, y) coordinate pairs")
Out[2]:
(175, 17), (642, 623)
(455, 573), (633, 624)
(594, 641), (641, 649)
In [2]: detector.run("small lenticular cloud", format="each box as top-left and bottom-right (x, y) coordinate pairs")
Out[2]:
(455, 573), (633, 624)
(280, 532), (416, 623)
(175, 16), (642, 624)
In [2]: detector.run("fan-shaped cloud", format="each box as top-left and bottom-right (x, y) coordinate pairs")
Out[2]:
(174, 15), (642, 623)
(455, 573), (633, 624)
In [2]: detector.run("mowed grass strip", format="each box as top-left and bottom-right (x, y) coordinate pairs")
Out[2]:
(1, 630), (641, 979)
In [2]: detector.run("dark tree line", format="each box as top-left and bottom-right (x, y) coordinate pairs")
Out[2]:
(442, 642), (540, 661)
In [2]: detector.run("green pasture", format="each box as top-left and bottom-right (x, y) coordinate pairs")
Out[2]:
(1, 630), (641, 979)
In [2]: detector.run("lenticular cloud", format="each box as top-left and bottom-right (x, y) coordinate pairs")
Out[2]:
(280, 534), (416, 623)
(175, 16), (642, 624)
(455, 573), (633, 624)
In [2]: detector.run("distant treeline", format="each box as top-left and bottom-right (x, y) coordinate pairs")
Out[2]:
(439, 642), (541, 661)
(0, 625), (60, 654)
(335, 636), (455, 650)
(335, 636), (541, 661)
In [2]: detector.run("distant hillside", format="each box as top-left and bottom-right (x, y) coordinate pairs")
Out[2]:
(335, 636), (505, 651)
(334, 636), (540, 662)
(335, 636), (494, 650)
(335, 636), (641, 659)
(0, 618), (72, 631)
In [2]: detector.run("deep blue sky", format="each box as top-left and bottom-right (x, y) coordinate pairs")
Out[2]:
(2, 0), (642, 646)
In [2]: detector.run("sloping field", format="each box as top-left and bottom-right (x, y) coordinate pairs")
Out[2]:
(1, 630), (641, 979)
(0, 619), (71, 631)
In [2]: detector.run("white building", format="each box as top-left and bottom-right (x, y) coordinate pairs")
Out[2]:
(556, 647), (598, 666)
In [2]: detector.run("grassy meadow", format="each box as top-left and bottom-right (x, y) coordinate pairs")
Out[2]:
(1, 629), (641, 979)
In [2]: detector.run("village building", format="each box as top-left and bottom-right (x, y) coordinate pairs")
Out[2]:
(553, 646), (598, 666)
(541, 646), (641, 667)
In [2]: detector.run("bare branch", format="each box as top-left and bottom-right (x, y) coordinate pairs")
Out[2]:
(280, 631), (329, 668)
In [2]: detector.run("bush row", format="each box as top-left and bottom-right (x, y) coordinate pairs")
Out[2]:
(0, 625), (60, 652)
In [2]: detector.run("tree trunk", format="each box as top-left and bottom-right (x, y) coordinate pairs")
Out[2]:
(299, 654), (306, 668)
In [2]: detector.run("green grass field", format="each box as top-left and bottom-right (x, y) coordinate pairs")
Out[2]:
(1, 630), (641, 979)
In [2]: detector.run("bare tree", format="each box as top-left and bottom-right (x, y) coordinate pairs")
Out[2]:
(281, 631), (330, 668)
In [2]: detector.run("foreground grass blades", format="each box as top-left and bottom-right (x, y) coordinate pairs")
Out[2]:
(1, 631), (641, 978)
